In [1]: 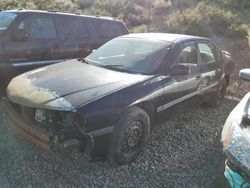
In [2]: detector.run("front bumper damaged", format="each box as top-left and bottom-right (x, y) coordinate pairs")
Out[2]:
(6, 101), (51, 150)
(5, 101), (114, 160)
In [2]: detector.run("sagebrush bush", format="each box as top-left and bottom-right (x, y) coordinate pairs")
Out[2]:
(224, 0), (250, 8)
(123, 3), (150, 27)
(164, 2), (248, 38)
(133, 24), (148, 33)
(82, 0), (126, 17)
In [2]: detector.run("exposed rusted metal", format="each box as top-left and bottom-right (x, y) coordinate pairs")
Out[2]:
(6, 101), (50, 150)
(5, 100), (90, 153)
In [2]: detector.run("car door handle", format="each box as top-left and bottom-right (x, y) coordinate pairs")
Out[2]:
(79, 47), (91, 52)
(53, 43), (62, 49)
(196, 75), (202, 80)
(159, 75), (170, 80)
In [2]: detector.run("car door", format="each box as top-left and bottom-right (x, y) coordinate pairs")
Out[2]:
(196, 41), (223, 102)
(59, 16), (91, 59)
(156, 41), (202, 123)
(3, 13), (63, 79)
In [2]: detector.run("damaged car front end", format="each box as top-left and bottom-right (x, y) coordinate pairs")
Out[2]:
(5, 69), (96, 157)
(5, 57), (152, 160)
(222, 69), (250, 187)
(6, 101), (87, 151)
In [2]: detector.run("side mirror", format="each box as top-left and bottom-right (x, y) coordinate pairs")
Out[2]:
(222, 50), (231, 56)
(240, 69), (250, 82)
(12, 29), (30, 41)
(170, 64), (190, 75)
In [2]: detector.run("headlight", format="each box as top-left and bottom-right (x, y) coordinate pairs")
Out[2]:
(35, 108), (51, 124)
(223, 120), (250, 173)
(34, 108), (86, 131)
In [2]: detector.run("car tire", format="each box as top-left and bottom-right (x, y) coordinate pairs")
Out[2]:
(206, 79), (227, 107)
(108, 106), (150, 165)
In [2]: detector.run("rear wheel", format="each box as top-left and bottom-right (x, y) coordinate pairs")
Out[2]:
(109, 106), (150, 165)
(206, 79), (227, 107)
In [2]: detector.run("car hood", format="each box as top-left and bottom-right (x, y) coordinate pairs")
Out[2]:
(7, 60), (151, 111)
(221, 92), (250, 143)
(221, 93), (250, 176)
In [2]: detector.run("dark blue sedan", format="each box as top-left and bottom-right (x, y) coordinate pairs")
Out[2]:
(6, 33), (233, 164)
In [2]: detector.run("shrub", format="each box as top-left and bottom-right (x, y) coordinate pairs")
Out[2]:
(164, 2), (248, 39)
(123, 3), (150, 27)
(132, 24), (148, 33)
(226, 23), (249, 38)
(0, 0), (20, 11)
(82, 0), (126, 17)
(224, 0), (250, 8)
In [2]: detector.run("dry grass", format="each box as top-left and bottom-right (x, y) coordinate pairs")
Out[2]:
(227, 45), (250, 98)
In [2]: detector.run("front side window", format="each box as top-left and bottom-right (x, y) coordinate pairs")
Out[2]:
(18, 16), (57, 38)
(0, 12), (17, 32)
(86, 38), (173, 74)
(176, 44), (198, 68)
(198, 43), (216, 65)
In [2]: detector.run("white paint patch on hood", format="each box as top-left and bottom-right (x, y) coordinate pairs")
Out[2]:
(7, 72), (74, 111)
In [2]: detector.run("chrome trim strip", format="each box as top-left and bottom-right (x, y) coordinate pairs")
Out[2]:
(157, 82), (218, 112)
(11, 59), (66, 67)
(157, 90), (200, 112)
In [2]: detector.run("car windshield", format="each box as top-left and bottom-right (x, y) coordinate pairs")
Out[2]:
(85, 37), (173, 74)
(0, 12), (17, 32)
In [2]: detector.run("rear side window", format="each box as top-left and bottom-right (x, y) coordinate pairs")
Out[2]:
(18, 16), (57, 38)
(198, 43), (216, 64)
(176, 44), (198, 67)
(96, 22), (126, 38)
(61, 17), (89, 39)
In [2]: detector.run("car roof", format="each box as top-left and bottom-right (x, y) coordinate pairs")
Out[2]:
(2, 9), (120, 22)
(120, 33), (208, 43)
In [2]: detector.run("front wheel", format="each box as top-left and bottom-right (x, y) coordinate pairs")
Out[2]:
(109, 106), (150, 165)
(206, 79), (227, 107)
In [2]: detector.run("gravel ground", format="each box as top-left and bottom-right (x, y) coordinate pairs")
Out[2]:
(0, 97), (238, 188)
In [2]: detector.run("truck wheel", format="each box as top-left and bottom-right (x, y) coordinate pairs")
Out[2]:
(109, 106), (150, 165)
(206, 79), (227, 107)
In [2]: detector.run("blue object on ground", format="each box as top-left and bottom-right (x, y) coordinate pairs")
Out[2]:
(224, 165), (250, 188)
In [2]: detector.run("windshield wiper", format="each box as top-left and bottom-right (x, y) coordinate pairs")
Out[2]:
(77, 58), (89, 64)
(100, 64), (123, 68)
